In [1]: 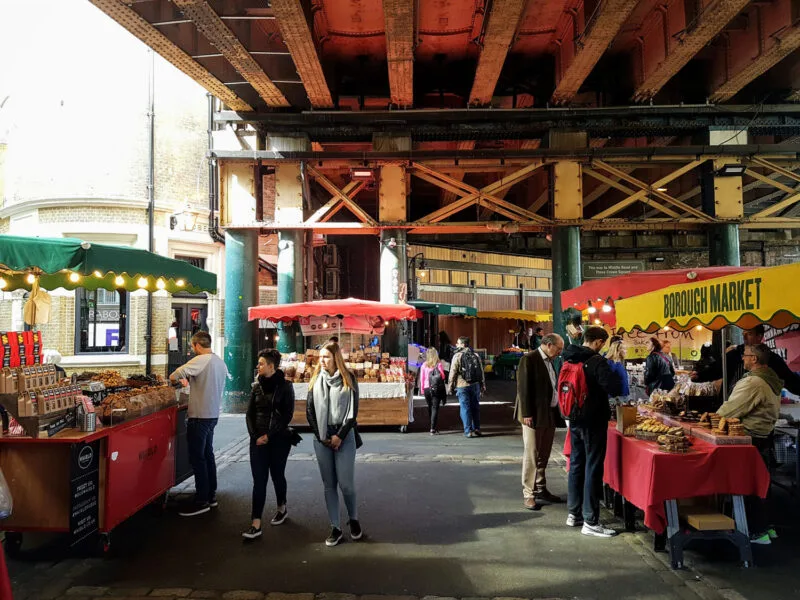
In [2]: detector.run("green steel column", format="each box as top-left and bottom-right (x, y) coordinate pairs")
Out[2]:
(551, 226), (581, 343)
(379, 229), (409, 357)
(224, 229), (258, 405)
(277, 230), (305, 353)
(709, 224), (741, 268)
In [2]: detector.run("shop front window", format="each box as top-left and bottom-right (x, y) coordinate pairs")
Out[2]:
(75, 288), (129, 354)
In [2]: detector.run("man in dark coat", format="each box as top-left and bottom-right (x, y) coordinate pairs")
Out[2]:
(514, 333), (565, 510)
(700, 325), (800, 395)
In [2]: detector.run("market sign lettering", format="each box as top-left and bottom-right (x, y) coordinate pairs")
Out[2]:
(663, 277), (763, 320)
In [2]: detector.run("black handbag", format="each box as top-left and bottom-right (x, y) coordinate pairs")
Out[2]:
(288, 427), (303, 447)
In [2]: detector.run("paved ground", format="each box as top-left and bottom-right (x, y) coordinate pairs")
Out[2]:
(5, 381), (800, 600)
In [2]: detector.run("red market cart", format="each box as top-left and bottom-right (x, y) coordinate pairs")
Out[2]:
(0, 405), (181, 554)
(249, 298), (418, 431)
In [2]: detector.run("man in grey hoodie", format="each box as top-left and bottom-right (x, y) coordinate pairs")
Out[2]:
(718, 342), (782, 545)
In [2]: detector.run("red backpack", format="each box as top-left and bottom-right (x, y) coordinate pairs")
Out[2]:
(558, 358), (595, 420)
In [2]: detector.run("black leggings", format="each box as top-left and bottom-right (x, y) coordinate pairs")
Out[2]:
(250, 437), (291, 520)
(424, 388), (444, 430)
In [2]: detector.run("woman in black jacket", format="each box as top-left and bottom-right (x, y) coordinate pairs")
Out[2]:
(242, 349), (296, 540)
(644, 338), (675, 394)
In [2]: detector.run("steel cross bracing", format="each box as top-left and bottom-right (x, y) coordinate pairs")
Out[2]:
(220, 153), (800, 235)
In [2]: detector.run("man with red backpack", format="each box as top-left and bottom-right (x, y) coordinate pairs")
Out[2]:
(559, 326), (623, 537)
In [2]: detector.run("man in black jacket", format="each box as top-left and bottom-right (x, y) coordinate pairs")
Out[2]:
(563, 326), (623, 538)
(698, 325), (800, 395)
(515, 333), (565, 510)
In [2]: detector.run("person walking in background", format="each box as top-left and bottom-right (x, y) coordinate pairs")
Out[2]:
(531, 327), (544, 350)
(307, 341), (363, 547)
(438, 331), (454, 362)
(644, 337), (675, 394)
(242, 349), (296, 540)
(419, 347), (447, 435)
(661, 340), (679, 369)
(561, 326), (623, 537)
(566, 314), (585, 346)
(170, 331), (229, 517)
(515, 333), (565, 511)
(606, 336), (630, 405)
(447, 336), (486, 438)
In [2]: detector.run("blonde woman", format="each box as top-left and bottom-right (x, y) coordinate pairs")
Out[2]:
(306, 341), (362, 547)
(419, 347), (447, 435)
(606, 336), (630, 404)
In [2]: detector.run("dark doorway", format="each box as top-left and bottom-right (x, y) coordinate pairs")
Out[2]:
(168, 303), (208, 374)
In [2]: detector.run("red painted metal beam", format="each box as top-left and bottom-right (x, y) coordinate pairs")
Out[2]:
(383, 0), (415, 108)
(271, 0), (334, 108)
(469, 0), (529, 106)
(709, 0), (800, 102)
(632, 0), (751, 101)
(551, 0), (640, 105)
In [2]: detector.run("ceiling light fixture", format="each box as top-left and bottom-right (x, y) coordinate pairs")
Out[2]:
(587, 300), (597, 315)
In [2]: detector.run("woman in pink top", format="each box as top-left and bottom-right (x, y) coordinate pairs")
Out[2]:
(419, 347), (447, 434)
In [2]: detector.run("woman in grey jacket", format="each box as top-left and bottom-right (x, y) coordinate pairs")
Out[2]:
(306, 341), (362, 547)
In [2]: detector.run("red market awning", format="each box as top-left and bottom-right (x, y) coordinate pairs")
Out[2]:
(563, 266), (753, 326)
(248, 298), (419, 322)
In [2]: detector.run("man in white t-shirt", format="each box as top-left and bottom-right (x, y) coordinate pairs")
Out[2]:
(170, 331), (229, 516)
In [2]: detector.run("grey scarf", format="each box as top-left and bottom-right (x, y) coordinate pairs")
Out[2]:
(312, 369), (354, 440)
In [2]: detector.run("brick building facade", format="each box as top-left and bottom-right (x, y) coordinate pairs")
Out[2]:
(0, 0), (232, 377)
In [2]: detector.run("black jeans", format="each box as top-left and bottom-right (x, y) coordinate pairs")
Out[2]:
(567, 425), (608, 526)
(747, 435), (773, 533)
(187, 418), (219, 504)
(424, 388), (443, 430)
(250, 436), (292, 520)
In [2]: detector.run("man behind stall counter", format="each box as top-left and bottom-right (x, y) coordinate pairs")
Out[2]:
(169, 331), (229, 517)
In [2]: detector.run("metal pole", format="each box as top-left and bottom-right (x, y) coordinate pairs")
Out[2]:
(721, 328), (729, 403)
(145, 49), (155, 376)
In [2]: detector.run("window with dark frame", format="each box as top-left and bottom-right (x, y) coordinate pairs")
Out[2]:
(75, 288), (129, 354)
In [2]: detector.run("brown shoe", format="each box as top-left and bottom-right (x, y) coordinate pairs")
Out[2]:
(535, 490), (564, 505)
(523, 497), (541, 511)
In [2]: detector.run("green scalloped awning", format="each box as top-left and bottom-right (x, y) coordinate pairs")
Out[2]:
(408, 300), (477, 317)
(0, 235), (217, 294)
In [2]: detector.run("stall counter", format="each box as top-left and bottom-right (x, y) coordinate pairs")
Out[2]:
(291, 381), (410, 428)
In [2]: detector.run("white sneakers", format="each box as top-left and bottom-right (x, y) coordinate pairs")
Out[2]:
(566, 514), (584, 527)
(581, 522), (617, 538)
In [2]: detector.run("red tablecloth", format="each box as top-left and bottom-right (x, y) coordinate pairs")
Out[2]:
(0, 545), (12, 599)
(563, 424), (770, 534)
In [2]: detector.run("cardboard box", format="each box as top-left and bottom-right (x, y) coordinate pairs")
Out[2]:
(616, 405), (638, 433)
(684, 511), (735, 531)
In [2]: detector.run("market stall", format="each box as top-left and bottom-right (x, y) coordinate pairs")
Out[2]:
(596, 263), (798, 568)
(407, 300), (476, 359)
(248, 298), (417, 431)
(473, 310), (551, 378)
(0, 235), (217, 553)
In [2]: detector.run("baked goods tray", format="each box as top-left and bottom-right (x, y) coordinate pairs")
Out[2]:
(637, 408), (751, 444)
(689, 426), (751, 445)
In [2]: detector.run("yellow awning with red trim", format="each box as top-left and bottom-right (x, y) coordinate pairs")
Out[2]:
(475, 310), (552, 322)
(615, 262), (800, 333)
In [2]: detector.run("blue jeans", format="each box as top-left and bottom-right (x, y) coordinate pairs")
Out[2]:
(187, 418), (219, 504)
(567, 425), (608, 526)
(455, 383), (481, 436)
(313, 428), (358, 528)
